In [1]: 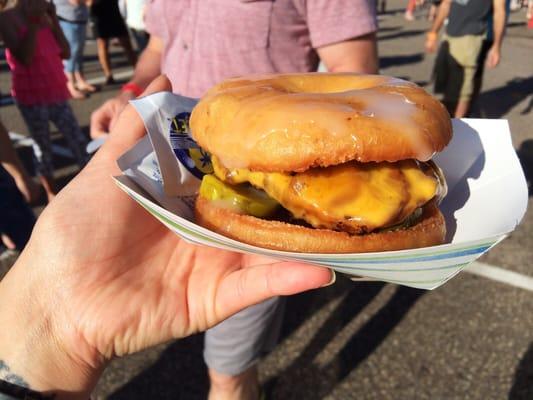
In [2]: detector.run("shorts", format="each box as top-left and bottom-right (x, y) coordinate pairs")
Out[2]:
(433, 34), (488, 103)
(204, 296), (284, 375)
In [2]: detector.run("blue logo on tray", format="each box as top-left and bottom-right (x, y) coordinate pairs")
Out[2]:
(169, 112), (213, 179)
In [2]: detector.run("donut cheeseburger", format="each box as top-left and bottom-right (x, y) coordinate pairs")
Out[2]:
(190, 73), (452, 253)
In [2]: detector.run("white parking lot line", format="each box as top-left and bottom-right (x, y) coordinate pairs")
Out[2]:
(86, 69), (133, 85)
(466, 261), (533, 292)
(9, 131), (73, 158)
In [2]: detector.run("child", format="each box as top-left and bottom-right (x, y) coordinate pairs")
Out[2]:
(0, 0), (88, 202)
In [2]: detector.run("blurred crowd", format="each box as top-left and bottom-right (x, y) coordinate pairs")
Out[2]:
(0, 0), (148, 250)
(0, 0), (531, 398)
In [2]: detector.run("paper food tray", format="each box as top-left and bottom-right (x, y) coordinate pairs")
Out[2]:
(114, 92), (527, 290)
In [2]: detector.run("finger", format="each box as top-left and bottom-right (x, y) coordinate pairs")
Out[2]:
(103, 75), (172, 156)
(108, 106), (123, 134)
(214, 262), (334, 322)
(108, 99), (130, 133)
(90, 107), (111, 139)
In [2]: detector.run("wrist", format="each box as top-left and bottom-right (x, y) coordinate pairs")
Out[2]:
(118, 90), (136, 105)
(426, 31), (438, 39)
(0, 255), (102, 399)
(121, 82), (144, 98)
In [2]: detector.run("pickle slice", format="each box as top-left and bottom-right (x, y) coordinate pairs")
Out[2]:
(199, 174), (280, 218)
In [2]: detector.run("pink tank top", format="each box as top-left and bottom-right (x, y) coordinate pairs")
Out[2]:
(5, 24), (70, 106)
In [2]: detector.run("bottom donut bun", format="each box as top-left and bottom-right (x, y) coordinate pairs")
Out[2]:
(195, 197), (446, 254)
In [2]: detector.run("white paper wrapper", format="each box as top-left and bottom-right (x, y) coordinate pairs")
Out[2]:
(115, 92), (528, 290)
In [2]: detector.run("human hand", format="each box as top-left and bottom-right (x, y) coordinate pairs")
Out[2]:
(90, 91), (134, 139)
(486, 45), (501, 68)
(0, 76), (332, 398)
(425, 31), (438, 53)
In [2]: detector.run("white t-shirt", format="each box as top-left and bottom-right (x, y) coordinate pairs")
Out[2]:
(124, 0), (147, 30)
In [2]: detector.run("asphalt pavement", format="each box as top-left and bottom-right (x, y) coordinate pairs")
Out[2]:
(1, 1), (532, 399)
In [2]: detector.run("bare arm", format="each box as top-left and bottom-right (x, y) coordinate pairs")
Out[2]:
(317, 32), (379, 74)
(425, 0), (451, 52)
(90, 35), (163, 138)
(429, 0), (451, 35)
(487, 0), (506, 68)
(492, 0), (506, 49)
(127, 35), (164, 90)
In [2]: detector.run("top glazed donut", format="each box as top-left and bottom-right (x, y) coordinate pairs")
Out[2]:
(190, 73), (452, 173)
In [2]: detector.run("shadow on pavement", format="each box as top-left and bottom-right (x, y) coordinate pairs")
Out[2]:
(265, 282), (425, 399)
(105, 282), (350, 399)
(378, 7), (406, 16)
(521, 96), (533, 116)
(109, 334), (209, 400)
(506, 21), (527, 28)
(476, 77), (533, 118)
(378, 25), (402, 32)
(379, 29), (425, 41)
(0, 59), (8, 74)
(509, 342), (533, 400)
(380, 53), (424, 69)
(517, 139), (533, 197)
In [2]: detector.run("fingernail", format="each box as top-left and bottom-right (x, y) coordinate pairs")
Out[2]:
(321, 270), (336, 287)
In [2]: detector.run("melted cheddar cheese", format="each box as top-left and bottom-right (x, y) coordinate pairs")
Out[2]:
(211, 156), (438, 233)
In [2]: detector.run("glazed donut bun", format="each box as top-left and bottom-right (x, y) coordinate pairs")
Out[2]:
(190, 73), (452, 172)
(196, 198), (446, 254)
(191, 73), (452, 253)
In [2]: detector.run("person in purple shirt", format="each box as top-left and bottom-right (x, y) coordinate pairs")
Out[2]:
(91, 2), (378, 398)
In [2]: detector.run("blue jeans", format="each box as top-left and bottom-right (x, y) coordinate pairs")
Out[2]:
(59, 20), (87, 73)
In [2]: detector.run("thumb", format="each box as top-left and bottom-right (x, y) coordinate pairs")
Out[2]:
(214, 261), (334, 323)
(103, 75), (173, 156)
